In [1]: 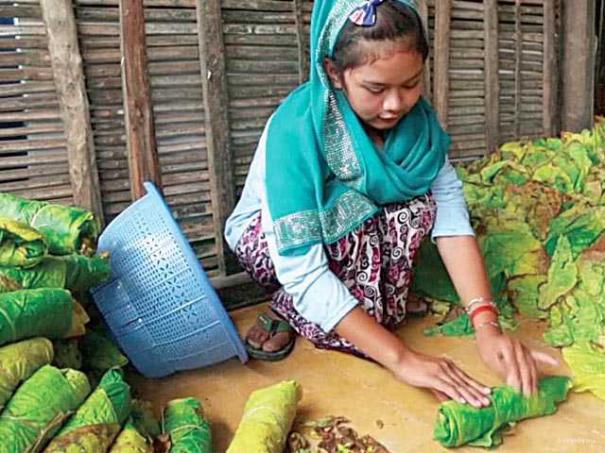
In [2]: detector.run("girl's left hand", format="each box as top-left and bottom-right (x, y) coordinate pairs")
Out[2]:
(475, 329), (559, 397)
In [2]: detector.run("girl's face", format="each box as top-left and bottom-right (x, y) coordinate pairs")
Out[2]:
(326, 41), (424, 132)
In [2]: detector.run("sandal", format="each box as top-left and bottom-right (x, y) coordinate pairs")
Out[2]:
(407, 296), (429, 318)
(245, 312), (296, 361)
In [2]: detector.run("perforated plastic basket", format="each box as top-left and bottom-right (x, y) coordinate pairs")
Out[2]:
(91, 182), (248, 378)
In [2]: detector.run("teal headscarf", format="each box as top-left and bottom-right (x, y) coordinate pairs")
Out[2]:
(266, 0), (450, 255)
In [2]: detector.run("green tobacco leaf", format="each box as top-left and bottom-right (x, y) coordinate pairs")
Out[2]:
(538, 236), (578, 310)
(563, 343), (605, 401)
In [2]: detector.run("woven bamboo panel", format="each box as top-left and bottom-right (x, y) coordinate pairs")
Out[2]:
(75, 0), (129, 220)
(144, 1), (218, 273)
(0, 2), (72, 203)
(436, 0), (489, 160)
(498, 0), (546, 143)
(222, 0), (304, 197)
(75, 0), (217, 272)
(425, 0), (551, 160)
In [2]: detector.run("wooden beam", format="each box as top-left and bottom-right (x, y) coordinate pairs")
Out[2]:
(543, 0), (558, 137)
(119, 0), (162, 200)
(293, 0), (309, 84)
(434, 0), (452, 128)
(197, 0), (235, 276)
(417, 0), (431, 102)
(40, 0), (104, 225)
(484, 0), (500, 153)
(561, 0), (597, 132)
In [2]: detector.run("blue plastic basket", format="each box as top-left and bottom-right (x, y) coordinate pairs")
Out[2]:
(91, 182), (248, 378)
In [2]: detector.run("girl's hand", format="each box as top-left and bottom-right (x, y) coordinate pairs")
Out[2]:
(475, 328), (559, 397)
(391, 349), (492, 408)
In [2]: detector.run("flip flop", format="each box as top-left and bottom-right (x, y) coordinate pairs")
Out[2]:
(245, 312), (296, 361)
(406, 296), (429, 318)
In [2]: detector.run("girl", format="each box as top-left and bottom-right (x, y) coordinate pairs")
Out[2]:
(224, 0), (557, 408)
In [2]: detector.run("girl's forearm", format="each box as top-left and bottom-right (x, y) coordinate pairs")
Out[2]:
(435, 235), (491, 303)
(334, 306), (411, 370)
(435, 235), (500, 335)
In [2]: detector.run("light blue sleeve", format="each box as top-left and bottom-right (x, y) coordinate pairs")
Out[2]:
(224, 123), (267, 251)
(263, 221), (360, 332)
(431, 157), (475, 240)
(257, 141), (359, 333)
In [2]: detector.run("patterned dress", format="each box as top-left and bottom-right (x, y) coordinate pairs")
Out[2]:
(234, 194), (436, 356)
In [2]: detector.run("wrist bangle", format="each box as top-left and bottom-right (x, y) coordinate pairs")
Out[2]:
(469, 304), (499, 323)
(465, 297), (494, 314)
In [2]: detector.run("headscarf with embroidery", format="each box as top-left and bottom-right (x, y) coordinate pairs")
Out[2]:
(266, 0), (450, 255)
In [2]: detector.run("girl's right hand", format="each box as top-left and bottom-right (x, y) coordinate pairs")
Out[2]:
(391, 350), (492, 408)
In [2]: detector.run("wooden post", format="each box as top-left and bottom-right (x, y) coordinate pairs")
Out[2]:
(40, 0), (104, 224)
(417, 0), (431, 102)
(543, 0), (558, 137)
(484, 0), (500, 153)
(514, 0), (522, 138)
(119, 0), (162, 200)
(561, 0), (596, 132)
(293, 0), (309, 84)
(434, 0), (451, 128)
(197, 0), (235, 276)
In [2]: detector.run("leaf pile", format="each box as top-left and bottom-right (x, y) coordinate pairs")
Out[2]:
(412, 119), (605, 400)
(287, 416), (390, 453)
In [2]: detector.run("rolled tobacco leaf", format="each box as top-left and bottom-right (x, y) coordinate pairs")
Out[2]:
(0, 217), (47, 268)
(52, 339), (82, 370)
(110, 399), (160, 453)
(0, 338), (54, 410)
(227, 380), (302, 453)
(0, 289), (88, 346)
(80, 327), (129, 372)
(44, 368), (132, 452)
(433, 375), (572, 448)
(0, 192), (100, 256)
(109, 420), (153, 453)
(0, 366), (90, 453)
(0, 254), (110, 293)
(163, 397), (212, 453)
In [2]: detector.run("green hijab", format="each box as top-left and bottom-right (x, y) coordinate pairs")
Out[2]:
(266, 0), (450, 255)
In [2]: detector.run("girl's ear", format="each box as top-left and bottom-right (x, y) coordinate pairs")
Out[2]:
(323, 58), (344, 89)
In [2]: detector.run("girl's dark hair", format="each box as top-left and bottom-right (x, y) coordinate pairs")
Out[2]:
(332, 0), (429, 72)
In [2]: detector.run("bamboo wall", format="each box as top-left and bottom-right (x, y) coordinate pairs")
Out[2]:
(0, 0), (593, 287)
(0, 3), (72, 203)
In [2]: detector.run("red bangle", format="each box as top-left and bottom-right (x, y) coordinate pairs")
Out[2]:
(469, 304), (498, 323)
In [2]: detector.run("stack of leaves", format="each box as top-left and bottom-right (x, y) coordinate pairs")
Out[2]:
(411, 119), (605, 401)
(0, 192), (221, 452)
(0, 194), (142, 451)
(0, 193), (109, 293)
